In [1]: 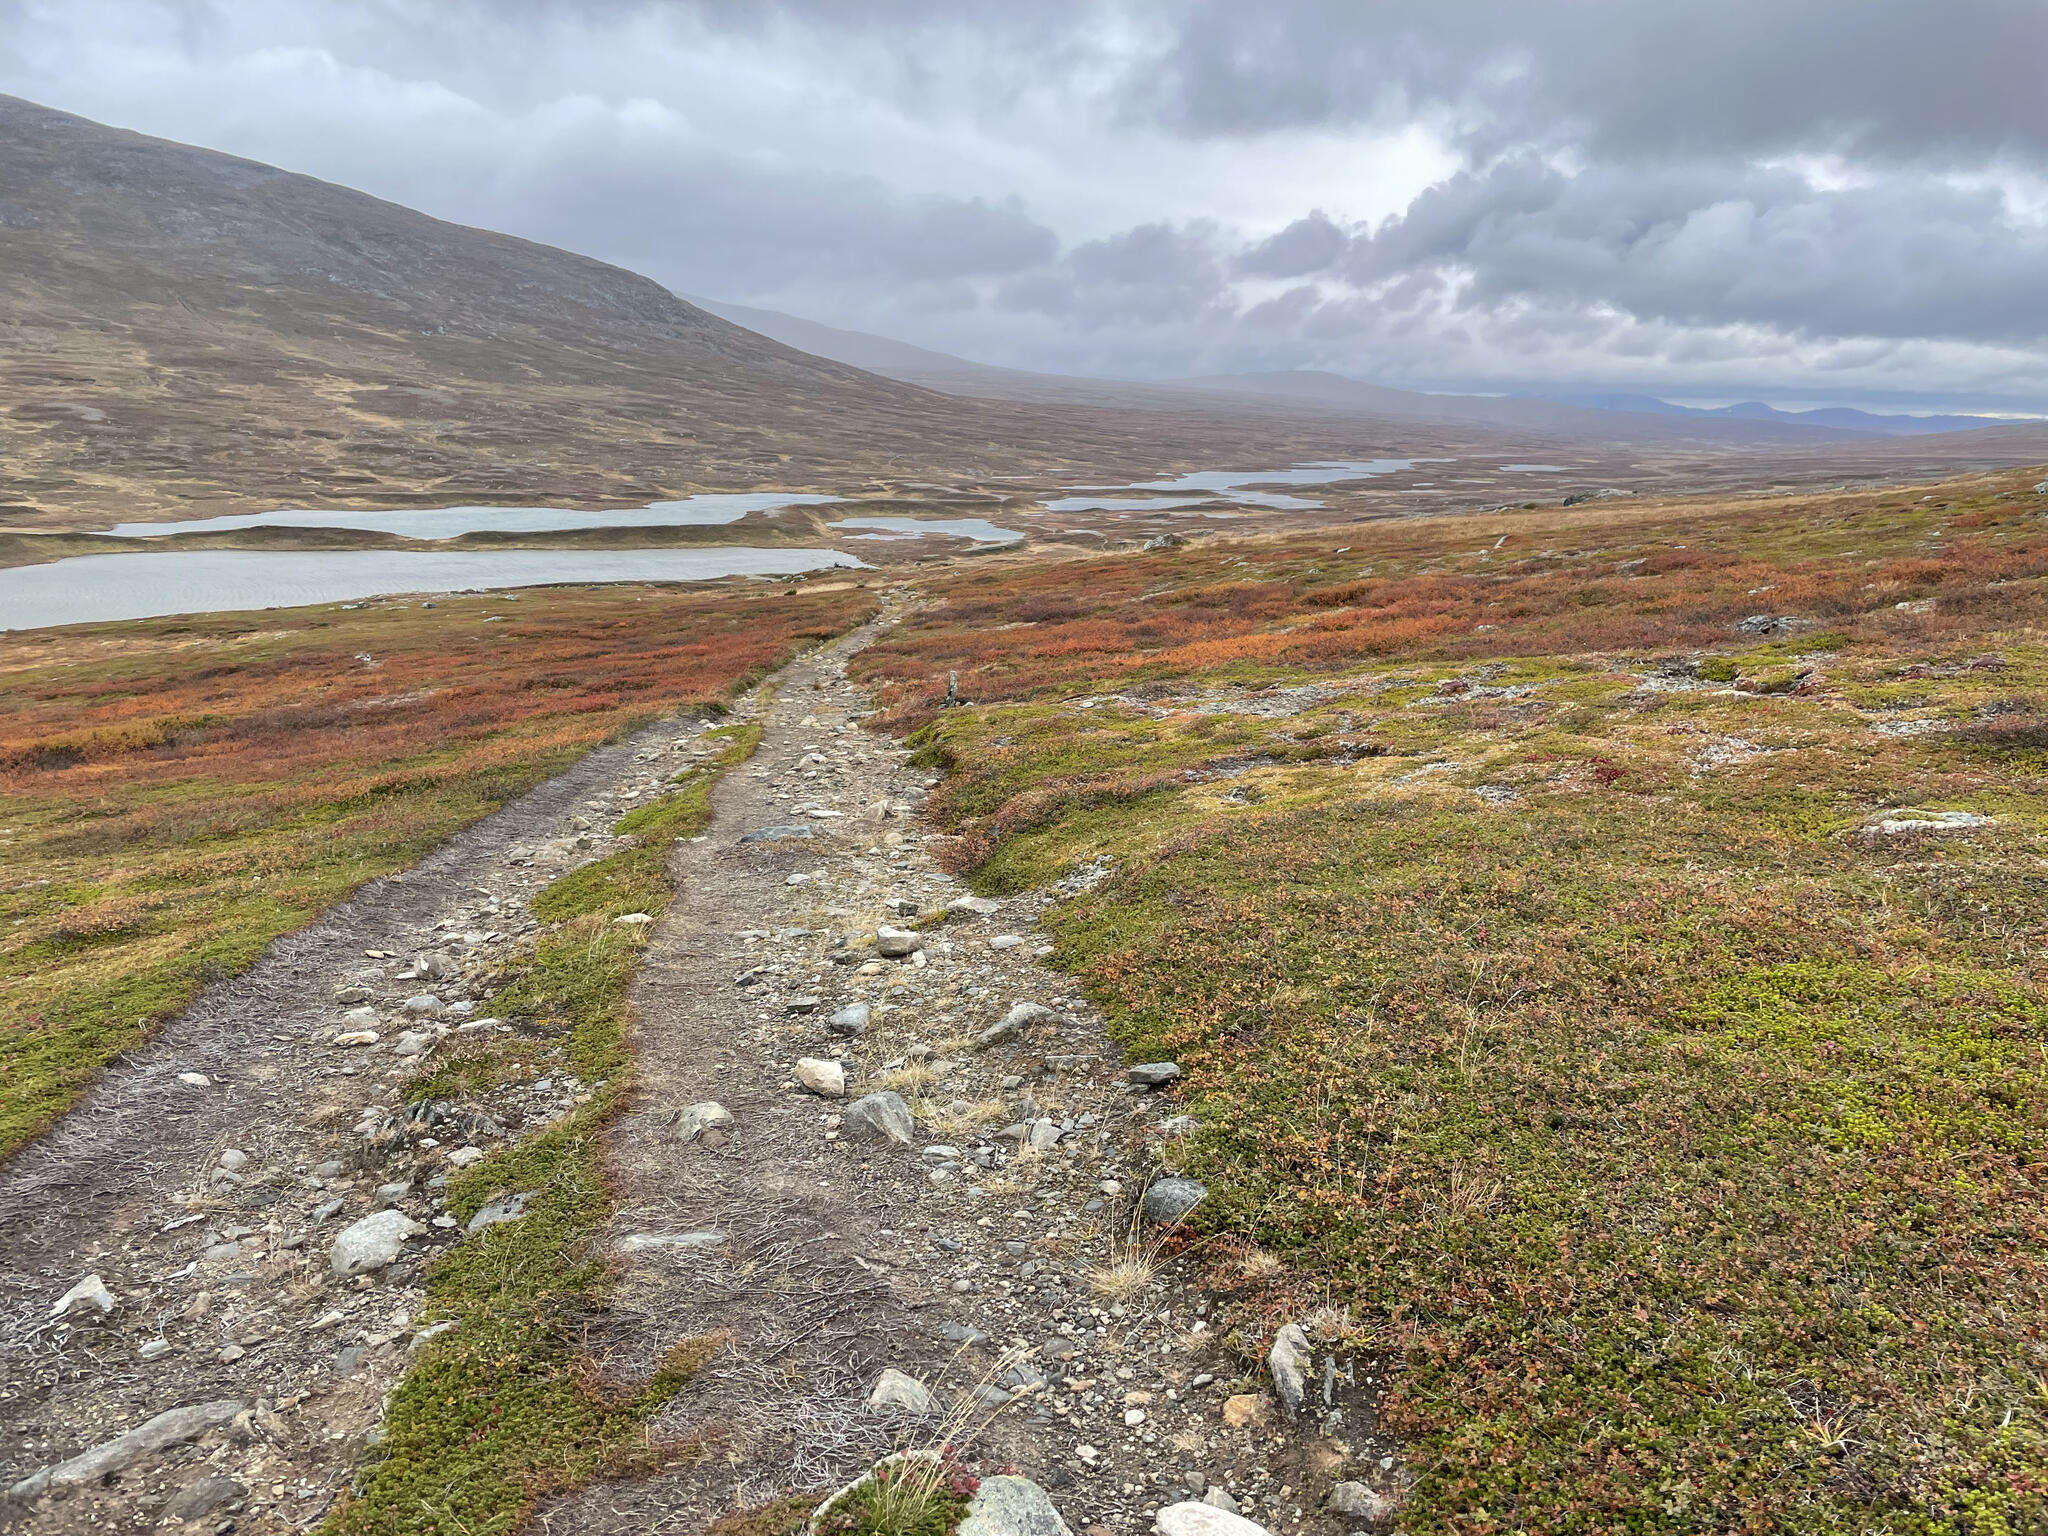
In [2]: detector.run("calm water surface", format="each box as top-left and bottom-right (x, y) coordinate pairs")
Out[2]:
(1047, 459), (1437, 512)
(108, 493), (845, 540)
(0, 548), (863, 631)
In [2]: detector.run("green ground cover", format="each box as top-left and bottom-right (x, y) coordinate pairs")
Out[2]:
(855, 471), (2048, 1533)
(329, 724), (761, 1535)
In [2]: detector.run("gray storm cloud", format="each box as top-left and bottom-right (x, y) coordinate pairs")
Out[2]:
(4, 0), (2047, 409)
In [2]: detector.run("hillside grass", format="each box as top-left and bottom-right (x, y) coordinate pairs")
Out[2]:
(328, 722), (762, 1536)
(0, 582), (873, 1158)
(851, 469), (2048, 1535)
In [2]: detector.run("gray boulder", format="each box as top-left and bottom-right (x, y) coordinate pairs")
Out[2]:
(8, 1401), (243, 1500)
(1268, 1323), (1311, 1414)
(1328, 1482), (1398, 1522)
(828, 1002), (872, 1037)
(958, 1474), (1074, 1536)
(842, 1090), (915, 1145)
(1127, 1061), (1181, 1086)
(330, 1210), (425, 1276)
(165, 1475), (247, 1520)
(1141, 1177), (1208, 1224)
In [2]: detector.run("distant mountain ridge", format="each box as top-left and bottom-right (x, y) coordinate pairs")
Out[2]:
(1535, 393), (2032, 437)
(697, 302), (1876, 446)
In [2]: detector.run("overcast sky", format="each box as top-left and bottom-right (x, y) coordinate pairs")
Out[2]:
(6, 0), (2048, 412)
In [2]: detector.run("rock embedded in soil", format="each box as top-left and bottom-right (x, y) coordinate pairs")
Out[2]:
(958, 1474), (1074, 1536)
(874, 924), (924, 958)
(841, 1090), (915, 1145)
(1127, 1061), (1181, 1086)
(467, 1192), (533, 1233)
(330, 1209), (426, 1276)
(1268, 1323), (1312, 1414)
(1154, 1502), (1271, 1536)
(7, 1399), (244, 1500)
(947, 895), (1000, 919)
(794, 1057), (847, 1097)
(828, 1001), (872, 1036)
(1220, 1394), (1271, 1430)
(163, 1474), (247, 1521)
(1141, 1177), (1208, 1224)
(49, 1273), (117, 1321)
(864, 1367), (936, 1416)
(674, 1101), (734, 1142)
(1328, 1482), (1398, 1522)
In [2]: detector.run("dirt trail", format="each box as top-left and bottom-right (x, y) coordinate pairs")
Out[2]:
(0, 702), (753, 1533)
(541, 604), (1394, 1533)
(1, 603), (1393, 1535)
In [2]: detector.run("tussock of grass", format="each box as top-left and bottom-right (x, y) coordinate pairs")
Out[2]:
(328, 724), (767, 1535)
(853, 469), (2048, 1534)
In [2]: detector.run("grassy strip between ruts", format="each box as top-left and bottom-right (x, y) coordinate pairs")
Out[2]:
(325, 718), (764, 1536)
(853, 469), (2048, 1535)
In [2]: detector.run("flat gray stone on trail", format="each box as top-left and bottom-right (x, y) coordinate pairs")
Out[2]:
(828, 1001), (872, 1036)
(1142, 1177), (1208, 1225)
(1154, 1502), (1272, 1536)
(1127, 1061), (1181, 1086)
(616, 1231), (726, 1254)
(330, 1210), (425, 1276)
(8, 1399), (243, 1500)
(976, 1000), (1060, 1050)
(841, 1090), (915, 1145)
(673, 1101), (734, 1141)
(164, 1474), (246, 1520)
(947, 895), (1000, 918)
(958, 1474), (1074, 1536)
(738, 824), (814, 843)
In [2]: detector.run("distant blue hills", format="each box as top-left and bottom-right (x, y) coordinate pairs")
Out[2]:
(1534, 393), (2031, 437)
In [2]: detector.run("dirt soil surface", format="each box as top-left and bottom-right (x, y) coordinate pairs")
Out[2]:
(1, 602), (1401, 1535)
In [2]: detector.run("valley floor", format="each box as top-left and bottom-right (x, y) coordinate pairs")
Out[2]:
(8, 464), (2048, 1536)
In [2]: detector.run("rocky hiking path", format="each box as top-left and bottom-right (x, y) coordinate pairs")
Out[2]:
(1, 600), (1403, 1536)
(0, 700), (755, 1533)
(539, 611), (1402, 1536)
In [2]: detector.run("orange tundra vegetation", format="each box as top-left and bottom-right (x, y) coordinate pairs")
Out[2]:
(849, 470), (2048, 1534)
(0, 579), (873, 1156)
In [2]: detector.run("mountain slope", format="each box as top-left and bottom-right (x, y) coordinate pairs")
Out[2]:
(0, 97), (1405, 530)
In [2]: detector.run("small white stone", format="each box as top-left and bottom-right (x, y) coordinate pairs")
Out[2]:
(990, 935), (1025, 950)
(51, 1274), (117, 1321)
(794, 1058), (847, 1098)
(332, 1030), (380, 1048)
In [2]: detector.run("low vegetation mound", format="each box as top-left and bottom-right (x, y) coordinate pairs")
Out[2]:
(852, 470), (2048, 1534)
(0, 580), (871, 1158)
